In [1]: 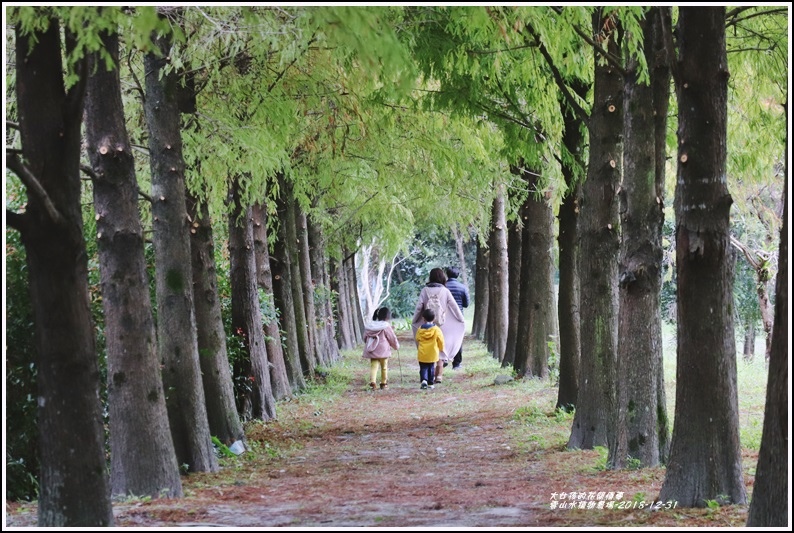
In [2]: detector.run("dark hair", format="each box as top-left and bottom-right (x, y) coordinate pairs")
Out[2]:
(445, 266), (460, 279)
(428, 267), (447, 285)
(422, 308), (435, 322)
(372, 307), (391, 321)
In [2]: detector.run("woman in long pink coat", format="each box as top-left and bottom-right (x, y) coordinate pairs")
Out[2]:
(411, 267), (465, 384)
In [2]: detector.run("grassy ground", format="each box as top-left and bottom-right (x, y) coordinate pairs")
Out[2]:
(5, 326), (769, 528)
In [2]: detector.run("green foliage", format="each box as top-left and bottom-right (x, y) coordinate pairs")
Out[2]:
(211, 436), (237, 458)
(214, 244), (254, 404)
(626, 457), (642, 470)
(4, 218), (39, 501)
(593, 445), (609, 471)
(9, 6), (170, 88)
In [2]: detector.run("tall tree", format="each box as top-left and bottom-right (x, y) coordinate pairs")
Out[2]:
(228, 182), (277, 420)
(296, 207), (323, 365)
(187, 194), (246, 443)
(568, 8), (623, 450)
(609, 6), (670, 469)
(7, 12), (114, 526)
(555, 82), (587, 412)
(471, 239), (490, 340)
(452, 226), (469, 288)
(331, 253), (356, 349)
(252, 203), (293, 399)
(502, 215), (523, 368)
(747, 176), (788, 526)
(178, 61), (245, 448)
(307, 213), (341, 364)
(281, 178), (315, 375)
(659, 6), (746, 507)
(486, 183), (509, 360)
(271, 196), (308, 389)
(85, 25), (183, 499)
(512, 165), (556, 379)
(144, 8), (218, 473)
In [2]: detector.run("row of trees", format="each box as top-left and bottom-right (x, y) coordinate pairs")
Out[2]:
(4, 5), (787, 527)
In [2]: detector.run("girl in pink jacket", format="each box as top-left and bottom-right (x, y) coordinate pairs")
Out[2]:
(362, 307), (400, 390)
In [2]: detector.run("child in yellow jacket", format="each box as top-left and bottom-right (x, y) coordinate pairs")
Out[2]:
(415, 308), (445, 389)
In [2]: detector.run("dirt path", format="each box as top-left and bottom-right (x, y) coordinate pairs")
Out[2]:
(5, 333), (754, 528)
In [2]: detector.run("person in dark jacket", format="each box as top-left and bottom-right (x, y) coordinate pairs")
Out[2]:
(444, 266), (469, 369)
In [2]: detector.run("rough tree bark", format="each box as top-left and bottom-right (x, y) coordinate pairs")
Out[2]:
(10, 17), (114, 526)
(747, 175), (788, 526)
(228, 183), (277, 420)
(281, 177), (315, 376)
(610, 7), (670, 469)
(186, 193), (245, 445)
(271, 200), (308, 390)
(568, 8), (622, 450)
(513, 165), (555, 379)
(659, 6), (746, 507)
(307, 214), (341, 364)
(85, 28), (182, 498)
(296, 208), (324, 366)
(502, 215), (523, 368)
(487, 183), (509, 360)
(555, 80), (586, 412)
(252, 203), (292, 399)
(471, 237), (490, 340)
(144, 14), (217, 473)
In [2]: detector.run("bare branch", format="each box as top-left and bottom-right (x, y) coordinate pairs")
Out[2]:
(127, 47), (146, 104)
(6, 121), (20, 130)
(267, 36), (316, 93)
(137, 188), (154, 204)
(524, 21), (590, 125)
(80, 164), (99, 181)
(6, 153), (65, 225)
(81, 164), (153, 203)
(553, 9), (626, 75)
(730, 235), (761, 270)
(726, 7), (788, 28)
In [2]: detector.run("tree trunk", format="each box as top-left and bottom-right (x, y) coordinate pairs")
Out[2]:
(308, 214), (341, 363)
(652, 7), (674, 466)
(270, 211), (308, 390)
(568, 9), (622, 450)
(502, 215), (523, 368)
(453, 226), (469, 287)
(86, 29), (183, 498)
(228, 184), (277, 421)
(513, 167), (555, 379)
(659, 6), (747, 507)
(345, 248), (365, 344)
(487, 183), (509, 360)
(12, 19), (114, 526)
(296, 208), (323, 367)
(186, 193), (245, 445)
(742, 322), (756, 361)
(173, 51), (243, 446)
(609, 7), (669, 470)
(252, 204), (292, 399)
(472, 237), (490, 340)
(747, 175), (788, 526)
(281, 178), (314, 376)
(144, 22), (217, 473)
(331, 254), (355, 349)
(555, 81), (586, 412)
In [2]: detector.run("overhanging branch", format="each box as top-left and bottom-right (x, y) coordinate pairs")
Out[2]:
(6, 153), (64, 226)
(523, 22), (590, 125)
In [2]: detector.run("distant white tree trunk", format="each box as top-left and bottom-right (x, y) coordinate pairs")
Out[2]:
(358, 242), (406, 318)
